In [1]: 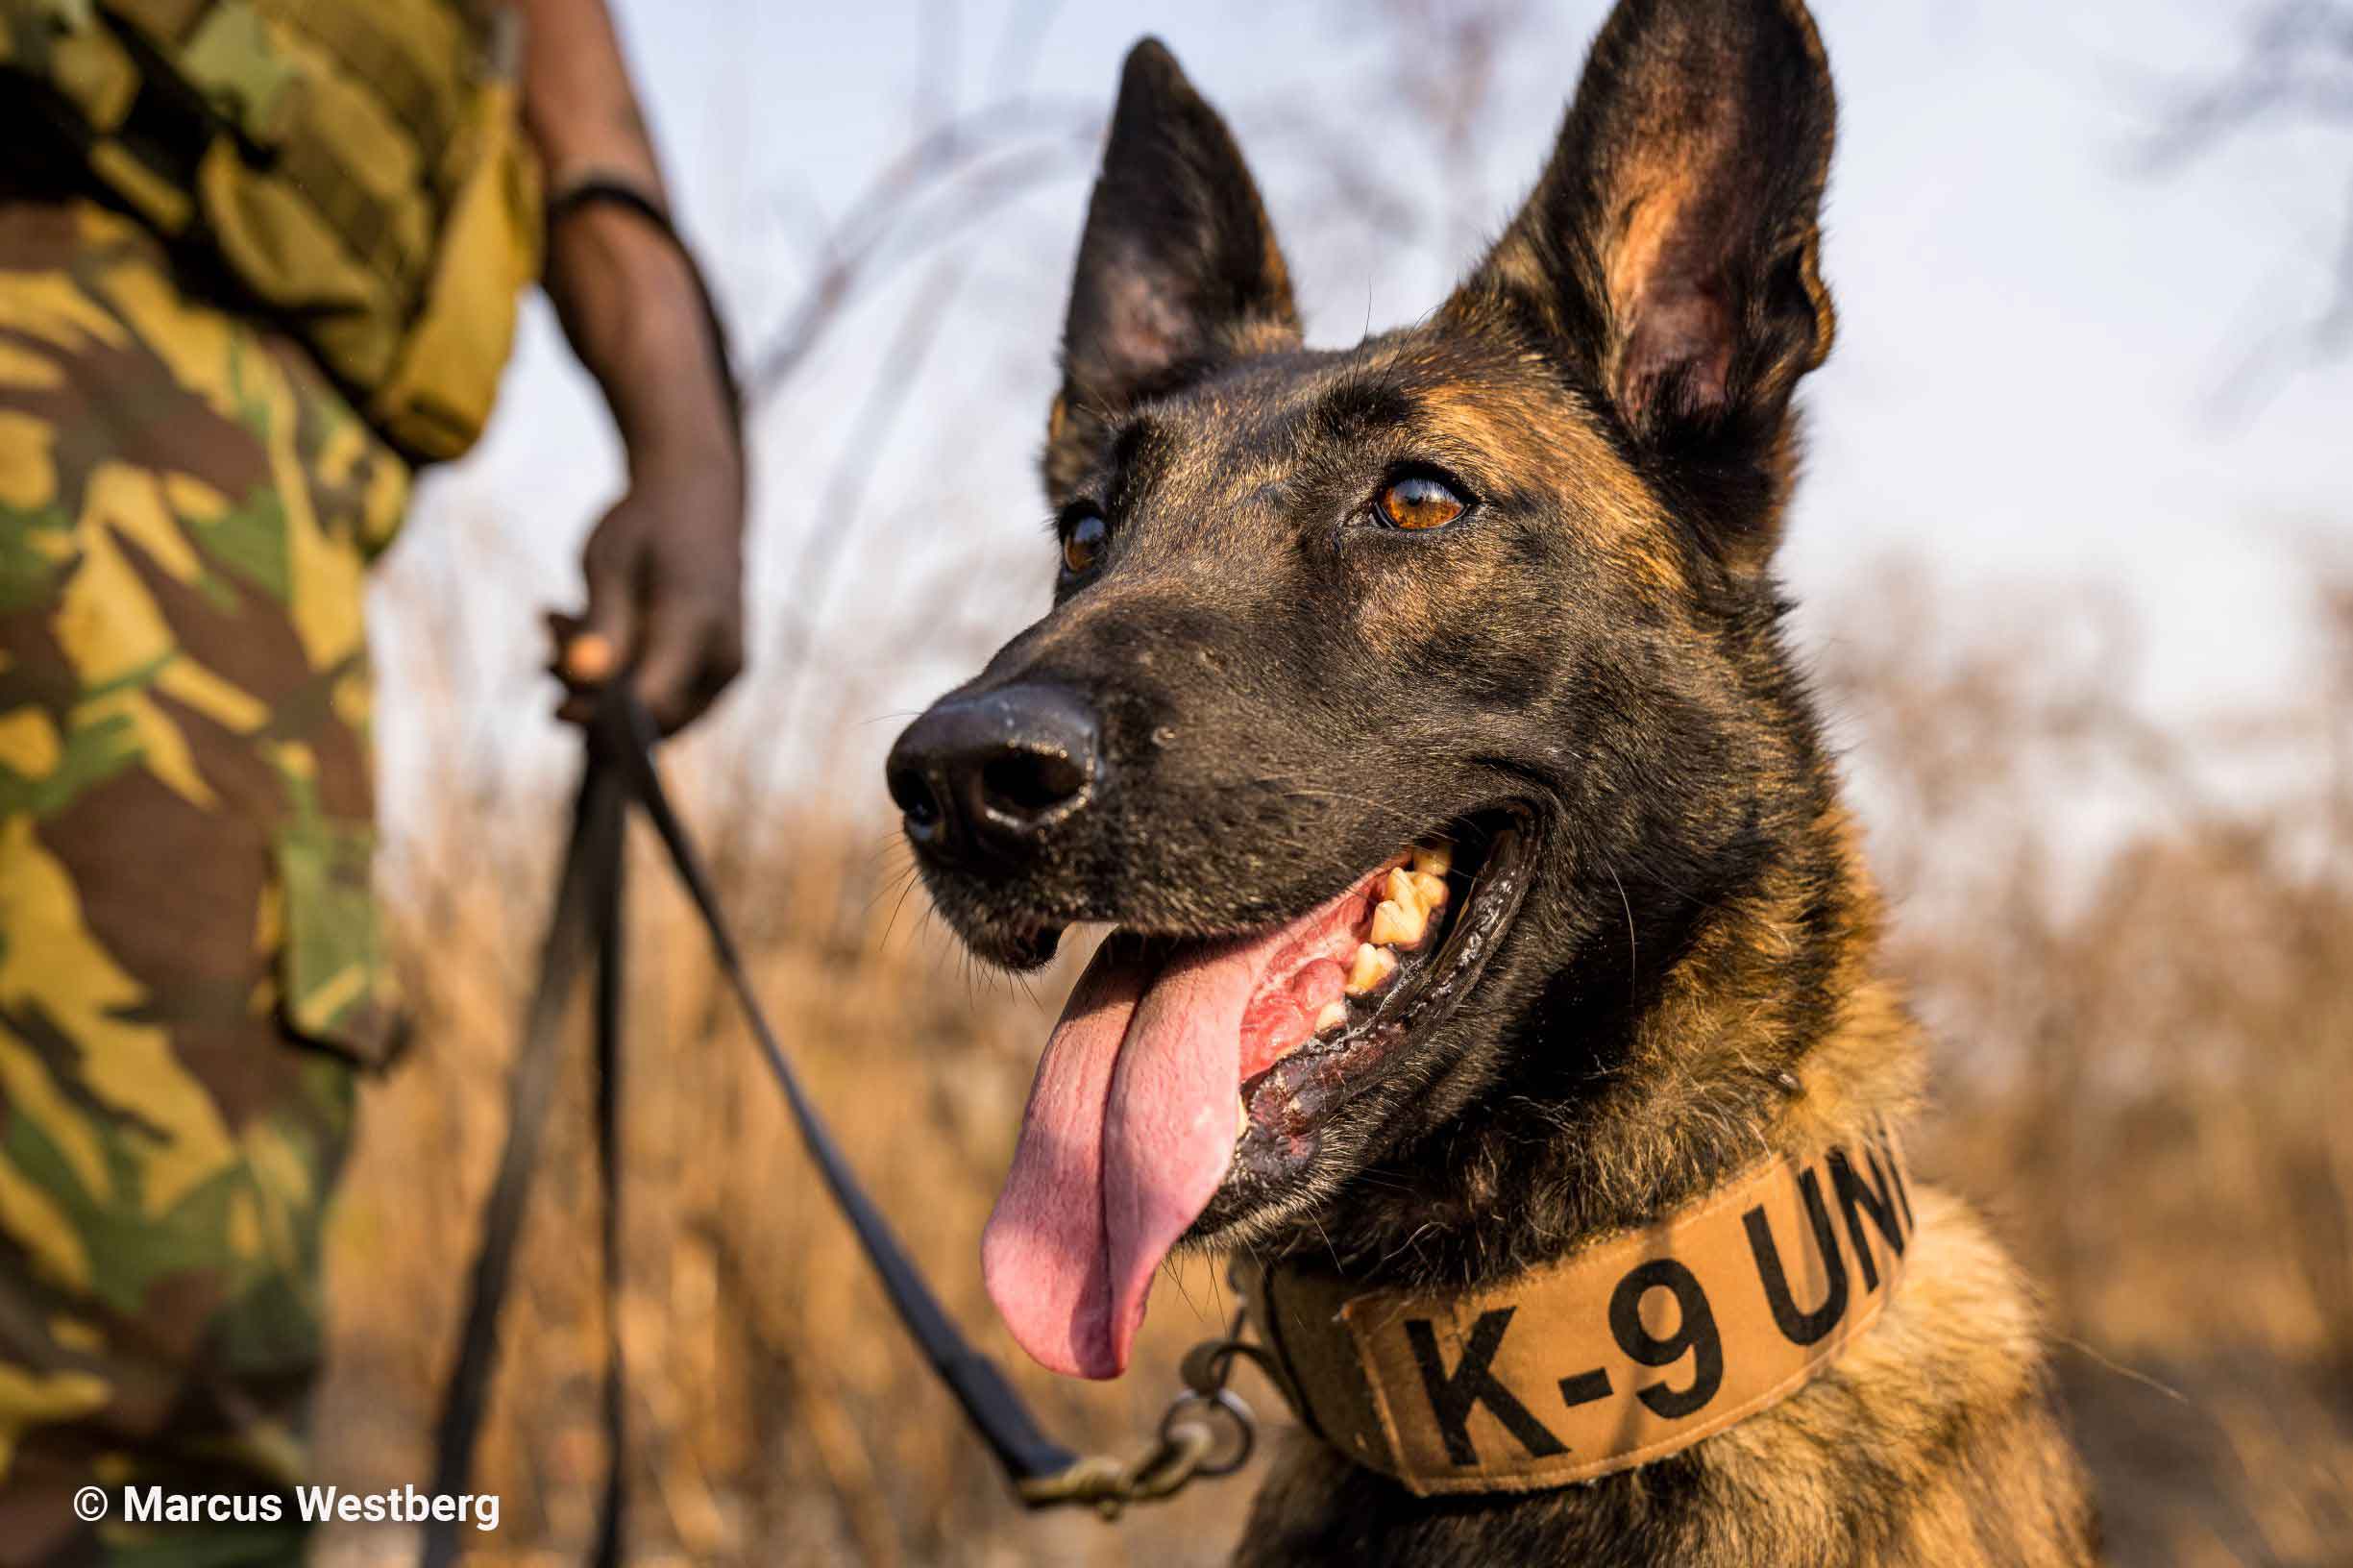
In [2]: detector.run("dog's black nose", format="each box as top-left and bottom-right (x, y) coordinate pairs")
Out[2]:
(886, 686), (1100, 868)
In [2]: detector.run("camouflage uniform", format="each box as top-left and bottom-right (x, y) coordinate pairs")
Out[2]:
(0, 194), (407, 1564)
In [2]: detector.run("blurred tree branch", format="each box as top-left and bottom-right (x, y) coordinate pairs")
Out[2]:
(2147, 1), (2353, 391)
(739, 99), (1098, 405)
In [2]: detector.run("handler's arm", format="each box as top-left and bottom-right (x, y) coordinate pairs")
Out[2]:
(517, 0), (747, 735)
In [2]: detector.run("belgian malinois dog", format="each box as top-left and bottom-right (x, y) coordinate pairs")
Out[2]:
(887, 0), (2097, 1560)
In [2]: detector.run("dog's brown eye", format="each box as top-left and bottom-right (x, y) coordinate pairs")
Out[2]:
(1377, 475), (1467, 530)
(1062, 513), (1107, 575)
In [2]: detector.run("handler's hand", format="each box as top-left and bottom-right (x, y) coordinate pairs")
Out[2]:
(551, 448), (745, 736)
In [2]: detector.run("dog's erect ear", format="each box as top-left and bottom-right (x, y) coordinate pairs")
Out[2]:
(1045, 39), (1300, 497)
(1448, 0), (1835, 553)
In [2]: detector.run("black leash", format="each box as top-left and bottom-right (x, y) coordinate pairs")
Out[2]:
(423, 688), (1256, 1565)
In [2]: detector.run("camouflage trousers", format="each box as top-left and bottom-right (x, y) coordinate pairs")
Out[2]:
(0, 198), (409, 1565)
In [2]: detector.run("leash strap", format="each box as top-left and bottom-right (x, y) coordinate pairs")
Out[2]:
(424, 756), (624, 1568)
(589, 691), (1084, 1486)
(587, 771), (627, 1568)
(426, 689), (1248, 1563)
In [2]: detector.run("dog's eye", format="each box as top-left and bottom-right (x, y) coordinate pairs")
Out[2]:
(1062, 512), (1108, 576)
(1376, 475), (1467, 531)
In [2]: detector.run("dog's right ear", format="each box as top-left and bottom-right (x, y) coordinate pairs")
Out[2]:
(1044, 39), (1300, 498)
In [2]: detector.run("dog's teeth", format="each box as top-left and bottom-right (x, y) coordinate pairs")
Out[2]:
(1411, 870), (1449, 910)
(1346, 943), (1397, 995)
(1385, 868), (1422, 915)
(1315, 1000), (1348, 1035)
(1370, 897), (1426, 948)
(1236, 1094), (1249, 1143)
(1411, 842), (1453, 879)
(1373, 869), (1432, 946)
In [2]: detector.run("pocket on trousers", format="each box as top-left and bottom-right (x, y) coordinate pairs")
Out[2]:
(273, 817), (407, 1067)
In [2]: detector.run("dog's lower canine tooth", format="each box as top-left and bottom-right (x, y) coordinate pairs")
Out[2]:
(1346, 943), (1396, 994)
(1236, 1095), (1248, 1142)
(1315, 1000), (1348, 1035)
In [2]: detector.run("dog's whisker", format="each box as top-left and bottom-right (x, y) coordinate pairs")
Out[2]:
(1607, 862), (1638, 988)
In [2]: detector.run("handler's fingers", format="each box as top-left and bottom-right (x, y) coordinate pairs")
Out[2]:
(542, 610), (611, 682)
(542, 610), (605, 724)
(628, 603), (703, 736)
(576, 534), (642, 685)
(629, 594), (735, 736)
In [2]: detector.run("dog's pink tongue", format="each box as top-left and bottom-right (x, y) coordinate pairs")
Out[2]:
(982, 935), (1256, 1379)
(980, 941), (1150, 1378)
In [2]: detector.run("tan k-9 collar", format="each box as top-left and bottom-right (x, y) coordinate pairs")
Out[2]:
(1238, 1124), (1914, 1495)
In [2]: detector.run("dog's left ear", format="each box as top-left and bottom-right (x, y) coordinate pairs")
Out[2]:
(1448, 0), (1836, 563)
(1044, 38), (1301, 498)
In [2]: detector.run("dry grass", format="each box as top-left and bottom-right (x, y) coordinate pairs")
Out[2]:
(310, 566), (2353, 1566)
(1824, 576), (2353, 1567)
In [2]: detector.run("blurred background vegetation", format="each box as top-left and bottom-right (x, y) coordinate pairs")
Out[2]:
(319, 1), (2352, 1562)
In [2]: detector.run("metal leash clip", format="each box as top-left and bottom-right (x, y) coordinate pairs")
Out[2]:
(1016, 1313), (1266, 1519)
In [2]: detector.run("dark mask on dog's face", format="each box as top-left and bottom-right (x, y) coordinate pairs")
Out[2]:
(888, 1), (1839, 1380)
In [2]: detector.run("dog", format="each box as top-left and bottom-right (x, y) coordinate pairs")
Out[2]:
(886, 1), (2098, 1561)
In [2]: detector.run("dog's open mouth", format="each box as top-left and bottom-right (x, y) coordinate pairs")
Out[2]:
(981, 808), (1535, 1378)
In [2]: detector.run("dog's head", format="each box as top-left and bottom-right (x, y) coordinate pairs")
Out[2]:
(888, 0), (1838, 1379)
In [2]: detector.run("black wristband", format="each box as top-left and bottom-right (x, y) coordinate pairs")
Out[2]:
(545, 173), (743, 436)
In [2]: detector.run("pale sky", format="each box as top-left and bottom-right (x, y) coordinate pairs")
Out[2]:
(378, 0), (2353, 829)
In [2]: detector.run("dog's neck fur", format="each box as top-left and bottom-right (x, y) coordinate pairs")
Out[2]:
(1274, 626), (1924, 1291)
(1225, 677), (2090, 1568)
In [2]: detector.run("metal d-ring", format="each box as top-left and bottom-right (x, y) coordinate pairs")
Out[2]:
(1179, 1326), (1285, 1398)
(1158, 1385), (1257, 1478)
